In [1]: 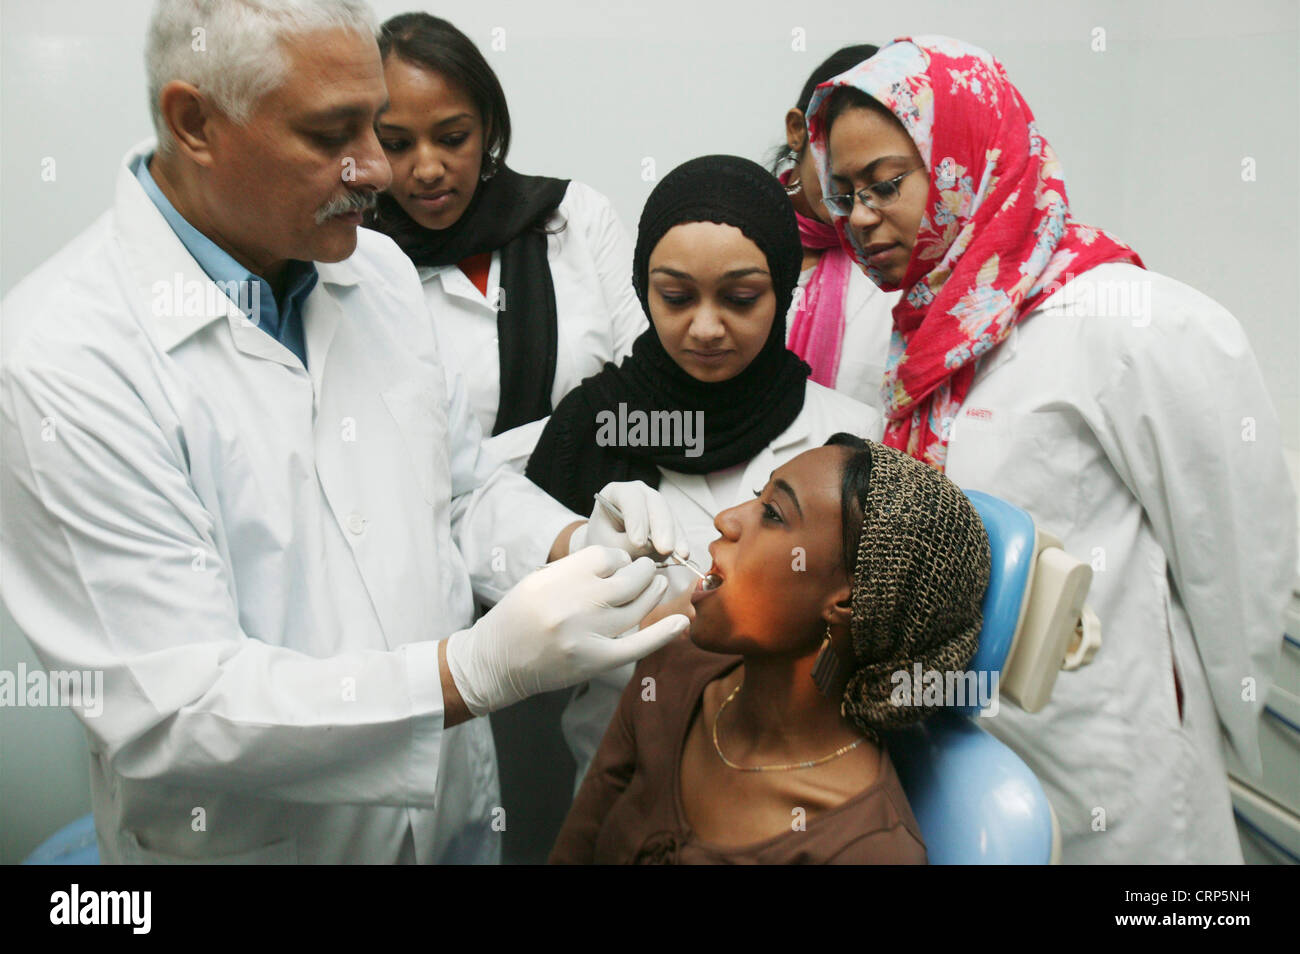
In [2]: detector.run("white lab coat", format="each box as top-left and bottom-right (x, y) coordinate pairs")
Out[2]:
(410, 180), (645, 465)
(943, 262), (1297, 863)
(787, 259), (899, 411)
(0, 142), (581, 864)
(560, 383), (883, 781)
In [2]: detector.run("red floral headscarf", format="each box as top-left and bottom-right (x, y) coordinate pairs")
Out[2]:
(806, 35), (1143, 470)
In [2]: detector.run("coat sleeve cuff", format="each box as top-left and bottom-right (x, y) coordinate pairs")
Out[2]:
(400, 638), (446, 806)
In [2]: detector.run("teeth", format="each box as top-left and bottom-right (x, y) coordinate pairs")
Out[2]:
(702, 573), (722, 591)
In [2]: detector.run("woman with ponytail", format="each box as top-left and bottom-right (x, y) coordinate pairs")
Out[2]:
(775, 44), (899, 409)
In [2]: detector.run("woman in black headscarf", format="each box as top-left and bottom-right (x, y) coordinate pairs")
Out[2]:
(527, 154), (881, 794)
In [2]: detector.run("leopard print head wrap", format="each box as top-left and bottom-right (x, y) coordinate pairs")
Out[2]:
(841, 441), (991, 741)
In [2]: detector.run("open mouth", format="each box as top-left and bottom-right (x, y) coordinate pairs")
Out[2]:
(692, 563), (724, 601)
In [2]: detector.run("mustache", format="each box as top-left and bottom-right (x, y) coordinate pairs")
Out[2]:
(315, 189), (377, 225)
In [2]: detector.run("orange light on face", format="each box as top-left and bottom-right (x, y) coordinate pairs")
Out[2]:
(688, 447), (854, 659)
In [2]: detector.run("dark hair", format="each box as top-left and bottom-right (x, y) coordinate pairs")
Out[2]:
(824, 84), (896, 138)
(378, 13), (511, 176)
(769, 43), (880, 174)
(824, 432), (873, 577)
(796, 44), (880, 113)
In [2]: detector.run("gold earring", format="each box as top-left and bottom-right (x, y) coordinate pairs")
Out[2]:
(811, 624), (841, 698)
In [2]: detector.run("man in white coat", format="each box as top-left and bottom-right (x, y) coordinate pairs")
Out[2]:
(0, 0), (691, 864)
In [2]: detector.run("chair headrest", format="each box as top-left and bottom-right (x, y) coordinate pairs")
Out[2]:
(958, 491), (1035, 714)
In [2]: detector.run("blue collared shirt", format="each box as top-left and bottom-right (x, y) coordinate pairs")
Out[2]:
(134, 155), (318, 368)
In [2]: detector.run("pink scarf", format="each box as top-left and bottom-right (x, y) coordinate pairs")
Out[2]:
(781, 170), (854, 388)
(806, 36), (1142, 470)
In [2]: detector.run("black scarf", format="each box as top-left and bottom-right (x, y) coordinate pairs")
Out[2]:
(526, 155), (811, 515)
(368, 166), (570, 435)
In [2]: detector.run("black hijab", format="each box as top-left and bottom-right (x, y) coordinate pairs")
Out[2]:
(367, 165), (570, 435)
(526, 154), (811, 515)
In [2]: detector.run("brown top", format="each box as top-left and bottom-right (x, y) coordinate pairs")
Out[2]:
(550, 636), (928, 865)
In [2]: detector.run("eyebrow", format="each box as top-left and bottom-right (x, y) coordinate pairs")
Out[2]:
(377, 111), (473, 131)
(830, 154), (911, 185)
(302, 102), (388, 124)
(772, 478), (803, 521)
(649, 267), (770, 281)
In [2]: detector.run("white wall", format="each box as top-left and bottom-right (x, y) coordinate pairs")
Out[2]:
(2, 0), (1297, 861)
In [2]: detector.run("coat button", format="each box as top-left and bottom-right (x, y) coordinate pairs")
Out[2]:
(346, 512), (367, 535)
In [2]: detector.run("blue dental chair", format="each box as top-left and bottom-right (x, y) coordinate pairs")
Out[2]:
(22, 812), (99, 865)
(882, 491), (1069, 864)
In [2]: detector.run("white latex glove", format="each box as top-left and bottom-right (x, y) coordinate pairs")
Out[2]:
(445, 545), (690, 716)
(653, 564), (699, 612)
(568, 480), (691, 563)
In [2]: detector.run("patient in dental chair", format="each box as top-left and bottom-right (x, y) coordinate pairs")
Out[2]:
(550, 435), (991, 864)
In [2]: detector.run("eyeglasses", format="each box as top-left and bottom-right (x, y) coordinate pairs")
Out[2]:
(823, 168), (921, 216)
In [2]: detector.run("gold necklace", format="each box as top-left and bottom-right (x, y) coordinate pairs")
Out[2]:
(711, 684), (866, 772)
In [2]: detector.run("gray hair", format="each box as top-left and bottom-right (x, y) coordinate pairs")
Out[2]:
(145, 0), (378, 154)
